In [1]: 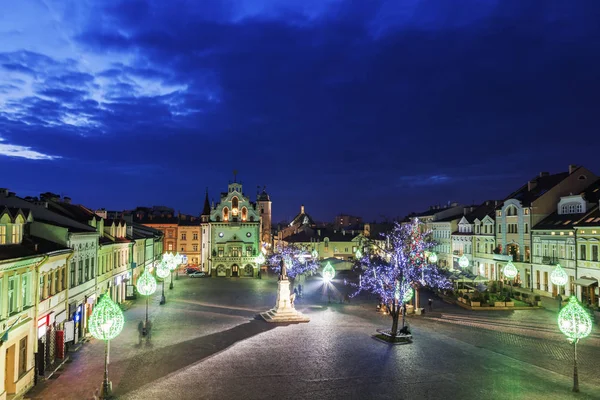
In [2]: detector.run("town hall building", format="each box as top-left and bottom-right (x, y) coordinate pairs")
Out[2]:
(200, 178), (271, 277)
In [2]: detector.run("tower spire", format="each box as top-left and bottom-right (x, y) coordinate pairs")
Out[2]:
(201, 187), (211, 216)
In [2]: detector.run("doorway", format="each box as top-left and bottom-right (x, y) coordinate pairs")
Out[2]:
(5, 344), (15, 394)
(231, 265), (239, 277)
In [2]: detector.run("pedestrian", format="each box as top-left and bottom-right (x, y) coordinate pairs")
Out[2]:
(138, 321), (144, 343)
(428, 298), (433, 312)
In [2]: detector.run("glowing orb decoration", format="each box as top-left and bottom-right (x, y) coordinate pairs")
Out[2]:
(137, 269), (157, 296)
(89, 294), (124, 341)
(255, 253), (265, 264)
(322, 262), (335, 282)
(503, 261), (518, 279)
(311, 249), (318, 259)
(355, 248), (362, 260)
(458, 255), (469, 269)
(550, 263), (569, 286)
(156, 261), (170, 279)
(558, 296), (592, 343)
(428, 252), (438, 263)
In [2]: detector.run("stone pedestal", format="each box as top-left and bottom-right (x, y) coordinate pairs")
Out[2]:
(261, 279), (310, 323)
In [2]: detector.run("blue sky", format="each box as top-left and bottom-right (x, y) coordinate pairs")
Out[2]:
(1, 0), (600, 223)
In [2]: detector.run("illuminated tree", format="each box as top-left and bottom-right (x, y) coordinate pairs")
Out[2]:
(267, 244), (319, 280)
(353, 219), (451, 339)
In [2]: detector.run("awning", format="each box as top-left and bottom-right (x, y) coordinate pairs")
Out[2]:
(574, 277), (598, 287)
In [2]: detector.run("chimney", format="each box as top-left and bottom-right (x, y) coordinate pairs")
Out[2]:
(528, 180), (537, 191)
(569, 164), (578, 174)
(301, 205), (305, 214)
(63, 196), (71, 204)
(539, 172), (549, 178)
(0, 188), (8, 196)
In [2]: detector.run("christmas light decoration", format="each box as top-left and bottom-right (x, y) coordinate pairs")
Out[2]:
(137, 269), (157, 296)
(311, 249), (318, 259)
(458, 255), (469, 269)
(322, 262), (335, 282)
(89, 294), (124, 341)
(267, 244), (320, 279)
(428, 252), (437, 263)
(156, 261), (170, 279)
(355, 248), (362, 260)
(558, 296), (592, 343)
(255, 253), (265, 265)
(551, 263), (569, 286)
(503, 261), (518, 279)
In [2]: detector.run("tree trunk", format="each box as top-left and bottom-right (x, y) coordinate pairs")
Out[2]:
(401, 303), (406, 329)
(390, 301), (399, 337)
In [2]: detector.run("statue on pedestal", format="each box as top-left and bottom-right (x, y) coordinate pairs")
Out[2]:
(279, 259), (288, 281)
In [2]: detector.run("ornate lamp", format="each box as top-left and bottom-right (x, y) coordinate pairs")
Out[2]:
(164, 252), (180, 289)
(558, 296), (593, 392)
(551, 263), (569, 286)
(428, 252), (438, 264)
(503, 261), (518, 297)
(458, 254), (469, 269)
(136, 269), (157, 335)
(156, 261), (170, 305)
(89, 294), (124, 399)
(322, 262), (335, 283)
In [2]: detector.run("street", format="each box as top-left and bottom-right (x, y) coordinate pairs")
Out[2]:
(26, 275), (600, 400)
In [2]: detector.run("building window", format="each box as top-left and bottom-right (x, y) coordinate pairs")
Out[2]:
(498, 224), (501, 234)
(70, 262), (76, 288)
(524, 209), (529, 215)
(223, 207), (229, 221)
(61, 267), (66, 291)
(91, 258), (95, 278)
(218, 247), (224, 257)
(0, 225), (6, 244)
(246, 246), (253, 256)
(580, 244), (586, 260)
(181, 233), (187, 240)
(8, 277), (16, 314)
(232, 197), (239, 210)
(592, 245), (598, 262)
(78, 260), (83, 284)
(168, 243), (173, 251)
(11, 224), (21, 244)
(524, 223), (529, 234)
(180, 246), (185, 252)
(193, 232), (198, 240)
(192, 244), (198, 251)
(19, 337), (27, 377)
(22, 273), (29, 308)
(85, 259), (90, 281)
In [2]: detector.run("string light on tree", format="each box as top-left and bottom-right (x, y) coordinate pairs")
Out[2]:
(458, 255), (469, 269)
(551, 263), (569, 286)
(558, 296), (593, 392)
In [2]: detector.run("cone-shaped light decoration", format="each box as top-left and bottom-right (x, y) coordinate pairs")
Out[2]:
(89, 294), (124, 341)
(558, 296), (592, 343)
(137, 268), (157, 296)
(322, 262), (335, 282)
(458, 254), (469, 269)
(255, 253), (265, 265)
(503, 261), (518, 279)
(156, 261), (170, 279)
(311, 249), (318, 259)
(355, 248), (362, 260)
(428, 252), (438, 263)
(550, 263), (569, 286)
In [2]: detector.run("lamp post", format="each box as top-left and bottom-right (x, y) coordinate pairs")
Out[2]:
(551, 263), (568, 310)
(136, 268), (157, 335)
(156, 261), (170, 305)
(558, 296), (593, 392)
(503, 261), (518, 298)
(88, 293), (125, 399)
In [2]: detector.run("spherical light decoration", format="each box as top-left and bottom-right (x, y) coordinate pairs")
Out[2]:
(89, 294), (124, 341)
(428, 252), (438, 263)
(402, 285), (414, 303)
(503, 261), (518, 279)
(355, 248), (362, 260)
(550, 263), (569, 286)
(137, 269), (157, 296)
(458, 255), (469, 269)
(311, 249), (318, 259)
(156, 261), (170, 279)
(558, 296), (592, 343)
(255, 253), (265, 264)
(322, 262), (335, 282)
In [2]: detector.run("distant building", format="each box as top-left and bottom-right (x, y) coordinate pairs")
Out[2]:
(334, 214), (362, 228)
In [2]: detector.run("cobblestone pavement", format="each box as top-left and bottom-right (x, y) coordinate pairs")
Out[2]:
(25, 276), (600, 400)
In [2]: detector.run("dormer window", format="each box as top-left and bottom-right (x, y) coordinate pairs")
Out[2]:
(11, 224), (22, 244)
(0, 225), (6, 244)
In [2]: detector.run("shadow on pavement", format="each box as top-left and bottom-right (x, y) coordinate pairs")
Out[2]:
(112, 319), (278, 397)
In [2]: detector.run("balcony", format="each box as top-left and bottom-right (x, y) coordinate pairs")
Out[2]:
(532, 256), (576, 268)
(212, 255), (257, 263)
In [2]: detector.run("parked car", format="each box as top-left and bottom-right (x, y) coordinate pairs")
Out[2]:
(185, 267), (200, 274)
(189, 271), (208, 278)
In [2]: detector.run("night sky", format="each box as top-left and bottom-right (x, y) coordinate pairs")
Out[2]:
(1, 1), (600, 223)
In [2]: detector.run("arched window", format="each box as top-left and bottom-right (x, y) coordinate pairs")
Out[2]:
(241, 207), (247, 222)
(249, 216), (255, 222)
(223, 207), (229, 221)
(232, 197), (239, 210)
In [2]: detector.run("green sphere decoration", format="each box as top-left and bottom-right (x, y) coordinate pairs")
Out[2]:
(402, 285), (414, 303)
(558, 296), (592, 343)
(458, 254), (469, 269)
(137, 268), (157, 296)
(503, 261), (518, 279)
(355, 248), (362, 260)
(428, 252), (438, 263)
(551, 263), (569, 286)
(89, 294), (125, 341)
(322, 262), (335, 282)
(255, 253), (265, 265)
(311, 249), (318, 259)
(156, 261), (170, 279)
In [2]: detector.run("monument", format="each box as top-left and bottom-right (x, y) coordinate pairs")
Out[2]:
(260, 259), (310, 323)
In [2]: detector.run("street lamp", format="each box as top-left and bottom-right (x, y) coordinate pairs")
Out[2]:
(88, 293), (124, 399)
(136, 268), (157, 335)
(558, 296), (593, 392)
(156, 261), (170, 305)
(503, 261), (518, 297)
(551, 263), (568, 310)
